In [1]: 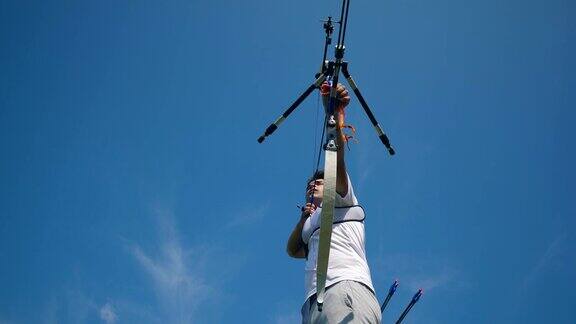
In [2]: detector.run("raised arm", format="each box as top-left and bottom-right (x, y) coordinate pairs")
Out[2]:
(321, 82), (351, 197)
(286, 203), (316, 258)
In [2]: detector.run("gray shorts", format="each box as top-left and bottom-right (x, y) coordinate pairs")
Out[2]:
(301, 280), (382, 324)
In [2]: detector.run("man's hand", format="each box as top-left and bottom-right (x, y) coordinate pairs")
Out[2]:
(321, 82), (351, 110)
(301, 202), (317, 218)
(287, 202), (315, 259)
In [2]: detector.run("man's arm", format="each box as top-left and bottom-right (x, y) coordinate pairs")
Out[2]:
(286, 203), (315, 258)
(321, 82), (351, 197)
(335, 106), (348, 197)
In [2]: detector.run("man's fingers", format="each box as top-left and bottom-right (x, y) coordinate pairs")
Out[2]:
(341, 94), (350, 104)
(335, 85), (350, 102)
(320, 82), (331, 95)
(320, 82), (351, 107)
(322, 82), (346, 95)
(303, 202), (317, 214)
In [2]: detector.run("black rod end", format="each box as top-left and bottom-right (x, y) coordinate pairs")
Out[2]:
(379, 134), (395, 155)
(258, 124), (279, 143)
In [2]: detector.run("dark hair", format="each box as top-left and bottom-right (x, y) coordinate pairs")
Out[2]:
(306, 170), (324, 188)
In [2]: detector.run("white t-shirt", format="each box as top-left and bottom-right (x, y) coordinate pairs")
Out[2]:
(301, 176), (375, 301)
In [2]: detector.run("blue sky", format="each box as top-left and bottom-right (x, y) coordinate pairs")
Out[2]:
(1, 0), (574, 323)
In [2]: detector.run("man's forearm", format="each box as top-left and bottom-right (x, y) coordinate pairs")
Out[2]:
(286, 214), (308, 258)
(336, 112), (348, 197)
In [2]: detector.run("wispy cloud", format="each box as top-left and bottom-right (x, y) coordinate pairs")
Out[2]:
(104, 299), (162, 324)
(275, 312), (300, 324)
(353, 144), (375, 192)
(269, 300), (302, 324)
(402, 268), (456, 292)
(99, 302), (117, 324)
(224, 202), (270, 229)
(42, 295), (58, 324)
(356, 165), (373, 193)
(372, 252), (469, 293)
(129, 208), (219, 324)
(522, 233), (567, 291)
(42, 289), (102, 324)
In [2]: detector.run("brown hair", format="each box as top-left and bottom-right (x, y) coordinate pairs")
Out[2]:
(306, 170), (324, 189)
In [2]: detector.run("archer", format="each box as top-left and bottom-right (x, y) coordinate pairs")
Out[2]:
(287, 82), (381, 324)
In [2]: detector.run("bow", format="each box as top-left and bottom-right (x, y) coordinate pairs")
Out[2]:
(257, 0), (395, 312)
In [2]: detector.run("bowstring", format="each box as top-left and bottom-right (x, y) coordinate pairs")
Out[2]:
(311, 89), (321, 173)
(308, 77), (331, 205)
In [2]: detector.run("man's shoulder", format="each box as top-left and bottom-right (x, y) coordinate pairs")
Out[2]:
(335, 176), (358, 207)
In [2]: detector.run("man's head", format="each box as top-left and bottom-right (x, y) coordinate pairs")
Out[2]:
(306, 170), (324, 204)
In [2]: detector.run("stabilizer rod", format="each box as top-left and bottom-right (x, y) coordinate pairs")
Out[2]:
(341, 62), (395, 155)
(257, 74), (327, 143)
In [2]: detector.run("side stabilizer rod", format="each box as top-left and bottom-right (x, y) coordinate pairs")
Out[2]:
(257, 74), (327, 143)
(341, 62), (395, 155)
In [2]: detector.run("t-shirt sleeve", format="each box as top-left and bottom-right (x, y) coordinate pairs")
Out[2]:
(335, 173), (358, 207)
